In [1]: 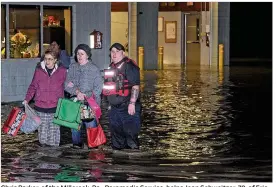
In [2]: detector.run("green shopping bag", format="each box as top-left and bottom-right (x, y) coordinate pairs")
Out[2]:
(53, 98), (82, 130)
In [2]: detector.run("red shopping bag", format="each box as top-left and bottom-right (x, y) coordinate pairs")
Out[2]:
(86, 124), (107, 148)
(85, 95), (106, 148)
(85, 96), (102, 119)
(2, 107), (26, 136)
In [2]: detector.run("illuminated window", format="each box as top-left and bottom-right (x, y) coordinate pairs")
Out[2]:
(9, 5), (40, 58)
(1, 5), (6, 59)
(43, 6), (72, 56)
(1, 4), (72, 59)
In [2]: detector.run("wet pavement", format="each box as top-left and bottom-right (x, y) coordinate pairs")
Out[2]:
(1, 64), (272, 182)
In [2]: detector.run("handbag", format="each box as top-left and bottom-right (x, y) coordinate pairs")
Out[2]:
(80, 102), (95, 121)
(69, 96), (95, 121)
(86, 123), (107, 148)
(53, 98), (81, 130)
(20, 103), (42, 134)
(85, 95), (102, 119)
(86, 100), (106, 148)
(2, 107), (26, 136)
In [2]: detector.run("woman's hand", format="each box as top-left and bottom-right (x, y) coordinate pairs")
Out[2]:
(67, 81), (74, 88)
(77, 91), (86, 101)
(22, 100), (28, 105)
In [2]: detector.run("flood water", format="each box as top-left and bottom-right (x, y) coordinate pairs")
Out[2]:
(1, 64), (272, 182)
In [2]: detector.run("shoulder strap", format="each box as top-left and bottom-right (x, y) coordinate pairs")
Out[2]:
(108, 57), (138, 70)
(125, 57), (138, 67)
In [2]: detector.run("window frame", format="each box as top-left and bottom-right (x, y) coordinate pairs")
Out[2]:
(1, 3), (73, 59)
(1, 4), (6, 59)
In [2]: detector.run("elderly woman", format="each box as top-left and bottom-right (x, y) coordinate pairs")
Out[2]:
(64, 44), (103, 149)
(23, 48), (67, 147)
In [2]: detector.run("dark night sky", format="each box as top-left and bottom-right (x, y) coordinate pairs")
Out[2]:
(230, 2), (272, 59)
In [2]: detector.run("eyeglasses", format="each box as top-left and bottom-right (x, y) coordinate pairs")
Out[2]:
(44, 58), (55, 62)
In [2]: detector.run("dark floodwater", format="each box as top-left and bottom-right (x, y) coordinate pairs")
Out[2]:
(1, 64), (272, 182)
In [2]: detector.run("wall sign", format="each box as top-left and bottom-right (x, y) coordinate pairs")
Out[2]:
(165, 21), (177, 43)
(158, 17), (164, 32)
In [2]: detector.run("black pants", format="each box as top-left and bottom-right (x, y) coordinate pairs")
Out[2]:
(108, 103), (141, 150)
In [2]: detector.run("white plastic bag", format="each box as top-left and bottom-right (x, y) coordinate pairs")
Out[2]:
(20, 104), (42, 134)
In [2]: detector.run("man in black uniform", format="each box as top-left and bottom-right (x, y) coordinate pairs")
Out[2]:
(103, 43), (141, 150)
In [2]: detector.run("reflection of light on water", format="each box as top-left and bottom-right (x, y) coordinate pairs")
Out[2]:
(145, 67), (230, 161)
(218, 66), (224, 85)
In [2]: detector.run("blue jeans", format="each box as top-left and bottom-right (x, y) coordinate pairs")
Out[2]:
(71, 119), (97, 145)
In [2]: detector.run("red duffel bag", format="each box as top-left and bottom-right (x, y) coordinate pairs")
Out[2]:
(2, 107), (27, 136)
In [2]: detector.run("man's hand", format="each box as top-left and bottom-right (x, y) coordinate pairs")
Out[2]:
(128, 102), (136, 115)
(22, 100), (28, 105)
(129, 86), (139, 115)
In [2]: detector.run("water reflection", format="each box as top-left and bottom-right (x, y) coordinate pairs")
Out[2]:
(88, 151), (106, 182)
(54, 165), (81, 182)
(1, 65), (272, 182)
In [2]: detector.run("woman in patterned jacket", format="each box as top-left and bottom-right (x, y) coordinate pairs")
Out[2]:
(23, 48), (67, 147)
(64, 44), (103, 149)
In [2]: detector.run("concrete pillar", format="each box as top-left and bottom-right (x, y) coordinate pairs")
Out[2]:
(75, 2), (111, 70)
(137, 2), (159, 70)
(128, 2), (138, 62)
(200, 11), (210, 66)
(218, 2), (230, 66)
(210, 2), (218, 70)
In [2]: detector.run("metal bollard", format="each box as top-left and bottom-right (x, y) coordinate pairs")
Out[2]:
(218, 44), (224, 84)
(138, 46), (144, 70)
(158, 46), (164, 70)
(218, 44), (224, 69)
